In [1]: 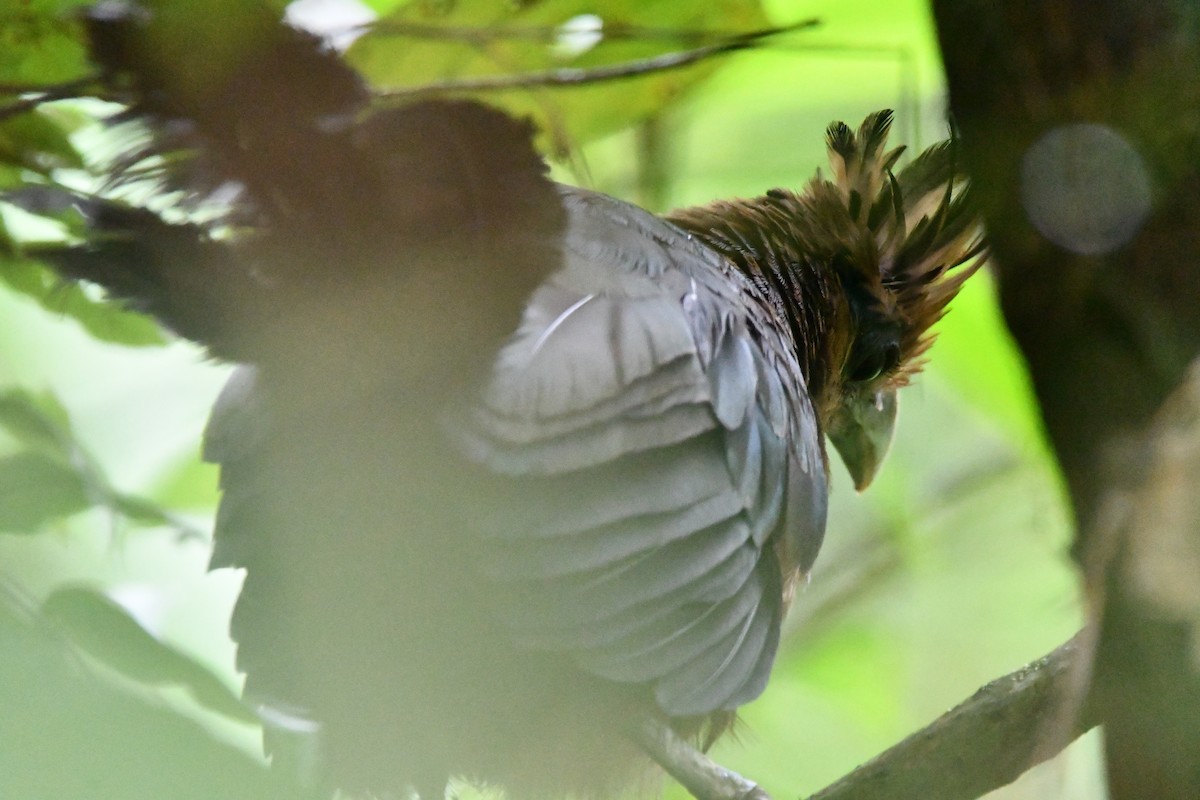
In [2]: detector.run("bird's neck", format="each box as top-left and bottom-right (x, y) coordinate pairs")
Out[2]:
(666, 194), (853, 420)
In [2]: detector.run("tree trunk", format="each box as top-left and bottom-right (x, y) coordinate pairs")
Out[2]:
(932, 2), (1200, 796)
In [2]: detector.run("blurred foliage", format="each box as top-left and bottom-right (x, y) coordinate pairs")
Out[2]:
(0, 103), (169, 346)
(1, 592), (289, 800)
(0, 253), (168, 345)
(43, 584), (256, 724)
(0, 388), (187, 533)
(0, 108), (85, 174)
(0, 0), (1091, 799)
(349, 0), (774, 155)
(0, 0), (93, 87)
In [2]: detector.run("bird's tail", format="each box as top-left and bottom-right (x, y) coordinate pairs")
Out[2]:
(28, 1), (565, 367)
(83, 0), (367, 210)
(28, 197), (257, 359)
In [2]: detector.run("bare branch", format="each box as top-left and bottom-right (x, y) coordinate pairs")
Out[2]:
(368, 20), (811, 47)
(376, 20), (819, 101)
(805, 632), (1096, 800)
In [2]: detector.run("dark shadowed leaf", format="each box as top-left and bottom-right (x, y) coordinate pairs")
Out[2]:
(0, 108), (85, 175)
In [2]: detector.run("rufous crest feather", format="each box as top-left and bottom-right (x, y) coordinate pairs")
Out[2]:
(821, 110), (986, 383)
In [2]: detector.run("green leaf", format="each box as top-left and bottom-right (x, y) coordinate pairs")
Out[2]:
(0, 450), (90, 533)
(110, 491), (205, 539)
(0, 255), (167, 346)
(0, 163), (23, 196)
(0, 388), (74, 455)
(113, 493), (174, 526)
(53, 276), (169, 345)
(0, 389), (100, 535)
(359, 0), (407, 14)
(120, 495), (211, 546)
(2, 597), (286, 800)
(349, 0), (771, 153)
(0, 1), (92, 87)
(150, 452), (220, 510)
(0, 390), (191, 536)
(42, 586), (258, 725)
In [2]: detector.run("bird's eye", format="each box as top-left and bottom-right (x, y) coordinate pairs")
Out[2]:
(847, 342), (900, 383)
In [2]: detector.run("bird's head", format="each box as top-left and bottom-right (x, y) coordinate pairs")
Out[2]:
(812, 111), (984, 490)
(666, 110), (983, 491)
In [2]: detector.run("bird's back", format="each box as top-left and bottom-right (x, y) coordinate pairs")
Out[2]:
(53, 12), (980, 795)
(204, 184), (827, 795)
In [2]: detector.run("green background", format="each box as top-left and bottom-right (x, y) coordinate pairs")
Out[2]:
(0, 0), (1099, 797)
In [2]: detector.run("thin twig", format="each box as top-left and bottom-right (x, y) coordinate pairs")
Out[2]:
(631, 718), (771, 800)
(376, 19), (819, 101)
(368, 19), (812, 46)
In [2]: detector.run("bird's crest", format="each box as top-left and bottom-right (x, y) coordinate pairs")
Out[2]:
(818, 110), (984, 384)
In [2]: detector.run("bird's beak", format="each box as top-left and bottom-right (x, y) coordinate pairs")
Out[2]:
(827, 388), (898, 491)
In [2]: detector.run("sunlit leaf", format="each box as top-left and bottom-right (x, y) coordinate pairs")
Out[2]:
(0, 1), (92, 86)
(350, 0), (773, 154)
(358, 0), (405, 14)
(150, 452), (220, 511)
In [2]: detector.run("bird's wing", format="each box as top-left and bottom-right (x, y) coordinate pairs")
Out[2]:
(456, 186), (828, 716)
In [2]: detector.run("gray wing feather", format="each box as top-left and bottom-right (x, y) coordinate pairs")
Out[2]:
(480, 432), (737, 538)
(708, 328), (758, 429)
(496, 524), (758, 630)
(202, 366), (264, 467)
(654, 565), (781, 714)
(476, 490), (744, 579)
(204, 366), (269, 571)
(456, 185), (828, 716)
(575, 558), (766, 681)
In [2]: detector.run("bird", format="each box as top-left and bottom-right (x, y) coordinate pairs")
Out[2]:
(34, 2), (983, 797)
